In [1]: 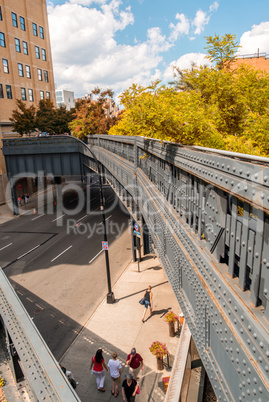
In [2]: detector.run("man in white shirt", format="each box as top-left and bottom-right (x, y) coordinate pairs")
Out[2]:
(108, 352), (122, 397)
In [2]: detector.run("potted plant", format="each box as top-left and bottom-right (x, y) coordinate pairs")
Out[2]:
(164, 311), (179, 337)
(149, 341), (168, 370)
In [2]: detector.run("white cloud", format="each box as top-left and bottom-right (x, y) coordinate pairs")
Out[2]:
(147, 27), (172, 53)
(209, 1), (219, 13)
(192, 9), (210, 35)
(163, 53), (210, 82)
(48, 1), (166, 96)
(192, 2), (218, 36)
(169, 13), (190, 41)
(239, 22), (269, 55)
(69, 0), (107, 5)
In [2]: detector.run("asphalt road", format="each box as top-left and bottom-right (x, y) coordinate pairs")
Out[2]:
(0, 178), (132, 359)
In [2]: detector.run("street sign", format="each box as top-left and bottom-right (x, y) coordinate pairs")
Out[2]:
(102, 241), (108, 250)
(18, 184), (22, 190)
(134, 222), (139, 231)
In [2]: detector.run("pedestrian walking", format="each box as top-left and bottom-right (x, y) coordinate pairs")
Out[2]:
(142, 285), (153, 322)
(122, 373), (138, 402)
(25, 194), (29, 204)
(18, 196), (22, 207)
(108, 352), (122, 397)
(59, 363), (78, 389)
(126, 348), (144, 380)
(90, 348), (108, 392)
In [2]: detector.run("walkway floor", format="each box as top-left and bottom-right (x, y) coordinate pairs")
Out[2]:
(61, 256), (181, 401)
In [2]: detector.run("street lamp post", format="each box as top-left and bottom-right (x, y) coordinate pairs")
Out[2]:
(79, 137), (115, 304)
(98, 168), (115, 304)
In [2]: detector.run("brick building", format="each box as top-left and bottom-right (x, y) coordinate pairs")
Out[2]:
(232, 52), (269, 73)
(0, 0), (55, 135)
(0, 0), (56, 203)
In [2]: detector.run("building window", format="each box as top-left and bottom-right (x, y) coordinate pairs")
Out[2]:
(21, 87), (26, 101)
(46, 91), (50, 99)
(32, 22), (37, 36)
(40, 90), (44, 100)
(0, 84), (3, 98)
(39, 26), (44, 39)
(18, 63), (24, 77)
(12, 12), (18, 27)
(35, 46), (40, 59)
(26, 65), (31, 78)
(37, 68), (42, 81)
(20, 16), (25, 31)
(15, 38), (21, 52)
(23, 41), (28, 55)
(0, 7), (2, 21)
(28, 89), (34, 101)
(2, 59), (9, 73)
(41, 48), (46, 61)
(0, 32), (5, 47)
(6, 85), (12, 99)
(44, 70), (49, 82)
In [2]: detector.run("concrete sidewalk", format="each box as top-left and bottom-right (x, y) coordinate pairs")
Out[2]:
(61, 256), (181, 401)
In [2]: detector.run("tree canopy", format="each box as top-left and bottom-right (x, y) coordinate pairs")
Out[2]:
(109, 34), (269, 156)
(205, 34), (240, 70)
(69, 88), (119, 140)
(10, 99), (73, 135)
(10, 100), (36, 136)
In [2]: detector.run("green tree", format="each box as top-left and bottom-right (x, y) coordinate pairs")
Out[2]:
(36, 99), (57, 133)
(55, 105), (73, 134)
(205, 33), (240, 70)
(9, 100), (36, 136)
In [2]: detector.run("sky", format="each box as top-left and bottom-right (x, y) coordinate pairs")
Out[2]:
(47, 0), (269, 101)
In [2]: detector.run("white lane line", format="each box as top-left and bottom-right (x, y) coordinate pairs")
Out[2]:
(17, 245), (40, 259)
(51, 245), (72, 262)
(89, 249), (103, 264)
(0, 243), (12, 251)
(32, 213), (45, 221)
(97, 215), (112, 225)
(77, 214), (87, 223)
(52, 214), (65, 222)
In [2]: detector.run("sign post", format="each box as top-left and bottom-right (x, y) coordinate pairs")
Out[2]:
(134, 222), (141, 272)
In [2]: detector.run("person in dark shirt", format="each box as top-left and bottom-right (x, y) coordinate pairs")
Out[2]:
(122, 373), (138, 402)
(142, 285), (153, 322)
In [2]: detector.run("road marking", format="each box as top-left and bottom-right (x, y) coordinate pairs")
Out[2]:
(97, 215), (112, 225)
(17, 245), (40, 259)
(77, 214), (87, 223)
(0, 243), (12, 251)
(89, 249), (103, 264)
(52, 214), (65, 222)
(51, 245), (72, 262)
(32, 213), (45, 221)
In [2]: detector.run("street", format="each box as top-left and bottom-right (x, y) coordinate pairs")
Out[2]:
(0, 178), (132, 359)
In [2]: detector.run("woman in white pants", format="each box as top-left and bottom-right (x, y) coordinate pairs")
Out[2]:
(90, 348), (108, 392)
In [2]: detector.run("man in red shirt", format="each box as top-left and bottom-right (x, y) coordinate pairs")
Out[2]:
(126, 348), (144, 380)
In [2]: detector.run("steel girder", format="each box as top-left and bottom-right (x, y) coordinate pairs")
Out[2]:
(2, 135), (269, 401)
